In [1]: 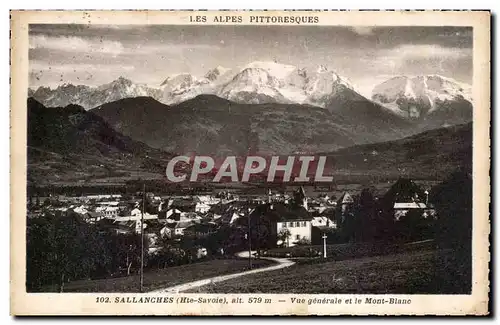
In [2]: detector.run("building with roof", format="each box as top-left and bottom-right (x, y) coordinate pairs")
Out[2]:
(183, 222), (218, 238)
(95, 206), (120, 218)
(174, 221), (194, 236)
(293, 186), (308, 210)
(338, 192), (354, 212)
(274, 203), (312, 247)
(385, 178), (431, 221)
(311, 215), (337, 229)
(336, 192), (355, 225)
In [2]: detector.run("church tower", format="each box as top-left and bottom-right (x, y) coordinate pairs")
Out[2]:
(293, 186), (308, 210)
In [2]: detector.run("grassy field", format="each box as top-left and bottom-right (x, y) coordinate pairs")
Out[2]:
(188, 248), (470, 294)
(41, 258), (274, 293)
(262, 240), (435, 261)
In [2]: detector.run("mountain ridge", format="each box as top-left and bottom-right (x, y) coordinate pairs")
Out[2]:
(30, 77), (163, 109)
(323, 122), (472, 180)
(27, 98), (173, 185)
(90, 94), (414, 157)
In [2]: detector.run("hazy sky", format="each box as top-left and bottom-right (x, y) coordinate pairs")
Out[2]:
(29, 24), (473, 97)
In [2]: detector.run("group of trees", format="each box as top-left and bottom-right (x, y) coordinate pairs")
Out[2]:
(344, 189), (434, 243)
(27, 211), (244, 291)
(26, 212), (147, 292)
(332, 171), (472, 246)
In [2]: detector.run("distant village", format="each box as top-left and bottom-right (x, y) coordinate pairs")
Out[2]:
(27, 178), (436, 257)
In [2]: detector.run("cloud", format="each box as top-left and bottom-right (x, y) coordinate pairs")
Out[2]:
(29, 61), (138, 88)
(29, 35), (124, 56)
(371, 44), (471, 73)
(132, 43), (221, 55)
(29, 34), (220, 58)
(387, 44), (471, 60)
(349, 26), (375, 35)
(30, 60), (135, 73)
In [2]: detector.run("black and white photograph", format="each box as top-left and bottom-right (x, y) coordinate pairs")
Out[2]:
(10, 10), (490, 316)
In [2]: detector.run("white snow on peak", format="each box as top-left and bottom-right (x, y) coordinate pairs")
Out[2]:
(245, 61), (297, 80)
(204, 66), (231, 81)
(155, 61), (360, 107)
(30, 77), (163, 109)
(217, 67), (287, 103)
(403, 77), (416, 99)
(371, 74), (472, 118)
(316, 64), (329, 73)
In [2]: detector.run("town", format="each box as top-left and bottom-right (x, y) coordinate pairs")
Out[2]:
(24, 171), (470, 294)
(27, 179), (436, 250)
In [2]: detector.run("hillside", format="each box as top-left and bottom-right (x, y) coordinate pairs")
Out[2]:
(91, 95), (413, 157)
(27, 98), (173, 185)
(324, 122), (472, 180)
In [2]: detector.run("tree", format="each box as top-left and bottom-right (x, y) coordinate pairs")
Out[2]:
(432, 171), (472, 250)
(277, 228), (291, 247)
(112, 232), (147, 276)
(139, 195), (157, 215)
(150, 237), (186, 268)
(353, 188), (377, 242)
(27, 212), (112, 291)
(430, 170), (472, 293)
(26, 211), (149, 292)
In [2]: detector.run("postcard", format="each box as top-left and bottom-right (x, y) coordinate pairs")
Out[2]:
(10, 10), (490, 315)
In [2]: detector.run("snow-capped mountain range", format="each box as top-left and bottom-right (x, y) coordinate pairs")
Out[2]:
(371, 75), (472, 120)
(29, 61), (472, 128)
(29, 61), (357, 109)
(29, 77), (162, 109)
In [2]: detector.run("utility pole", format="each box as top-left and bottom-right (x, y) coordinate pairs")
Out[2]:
(140, 183), (145, 293)
(247, 210), (252, 270)
(322, 233), (327, 259)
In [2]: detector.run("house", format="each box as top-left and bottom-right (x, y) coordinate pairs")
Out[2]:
(169, 198), (196, 212)
(196, 195), (221, 206)
(307, 202), (328, 214)
(131, 207), (142, 216)
(182, 212), (202, 222)
(336, 192), (355, 224)
(393, 202), (428, 221)
(99, 219), (136, 234)
(160, 224), (176, 238)
(160, 221), (194, 238)
(95, 206), (120, 218)
(274, 204), (312, 247)
(277, 217), (313, 247)
(85, 194), (122, 201)
(338, 192), (354, 212)
(166, 209), (200, 224)
(293, 186), (308, 210)
(135, 219), (148, 234)
(82, 211), (104, 223)
(113, 214), (158, 222)
(311, 215), (337, 229)
(383, 178), (431, 221)
(96, 201), (120, 206)
(72, 205), (89, 215)
(183, 222), (218, 238)
(230, 212), (243, 224)
(195, 202), (211, 213)
(166, 208), (182, 220)
(173, 221), (193, 236)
